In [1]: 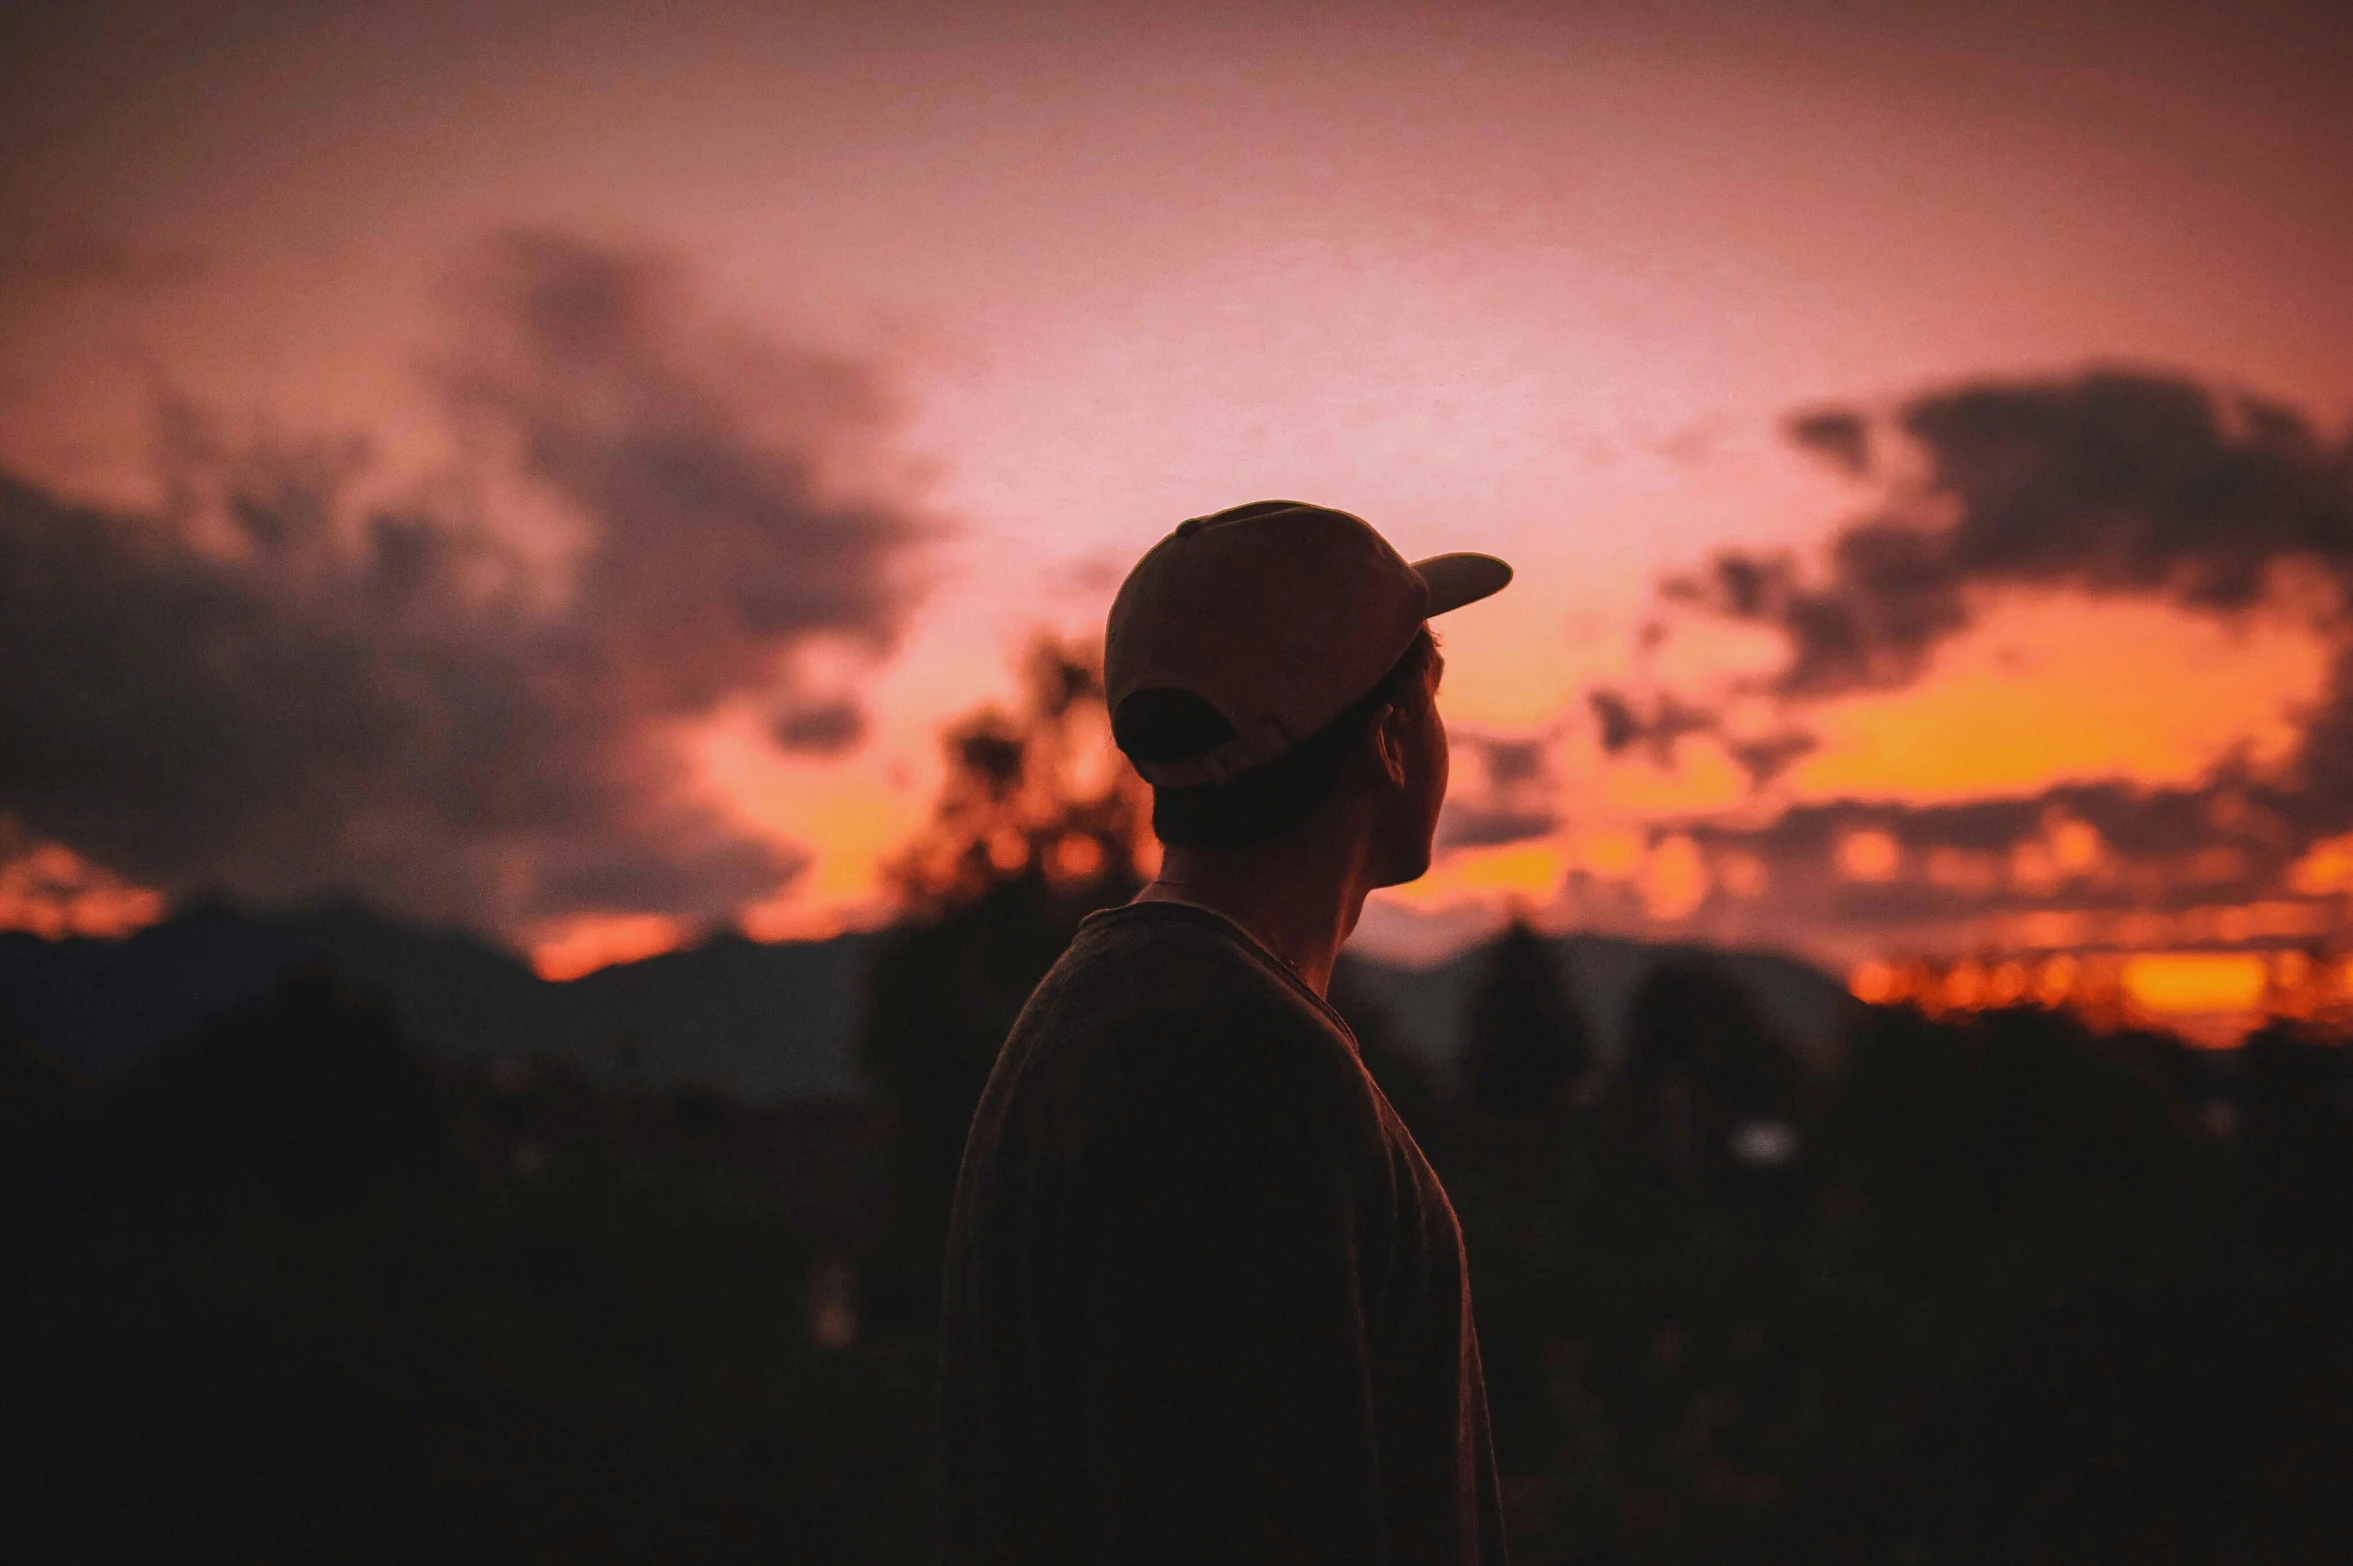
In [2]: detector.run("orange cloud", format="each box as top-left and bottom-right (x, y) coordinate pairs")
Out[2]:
(2289, 833), (2353, 896)
(0, 831), (166, 940)
(528, 912), (688, 982)
(1788, 593), (2328, 804)
(2122, 951), (2271, 1016)
(1641, 834), (1709, 921)
(1834, 827), (1901, 882)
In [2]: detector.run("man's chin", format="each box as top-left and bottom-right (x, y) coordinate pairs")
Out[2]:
(1370, 845), (1436, 891)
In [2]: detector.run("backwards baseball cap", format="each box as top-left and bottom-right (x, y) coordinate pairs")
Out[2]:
(1106, 500), (1512, 788)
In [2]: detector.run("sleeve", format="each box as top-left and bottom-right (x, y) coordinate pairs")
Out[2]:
(1075, 1024), (1393, 1566)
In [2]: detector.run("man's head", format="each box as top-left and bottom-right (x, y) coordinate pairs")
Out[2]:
(1105, 500), (1510, 886)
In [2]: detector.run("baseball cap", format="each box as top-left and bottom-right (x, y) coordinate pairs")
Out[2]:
(1105, 499), (1512, 788)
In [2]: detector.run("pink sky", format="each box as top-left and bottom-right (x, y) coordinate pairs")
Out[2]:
(4, 0), (2350, 994)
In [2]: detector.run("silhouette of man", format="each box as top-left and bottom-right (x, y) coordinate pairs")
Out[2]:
(939, 501), (1514, 1565)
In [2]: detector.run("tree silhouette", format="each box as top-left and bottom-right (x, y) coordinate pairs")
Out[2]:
(1459, 919), (1591, 1114)
(855, 637), (1154, 1326)
(1612, 956), (1803, 1183)
(1812, 1002), (2223, 1301)
(127, 962), (451, 1212)
(2234, 1018), (2353, 1287)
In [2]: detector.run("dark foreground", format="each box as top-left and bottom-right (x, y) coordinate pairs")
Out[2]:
(6, 941), (2352, 1564)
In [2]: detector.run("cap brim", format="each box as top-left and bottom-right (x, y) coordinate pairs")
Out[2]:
(1413, 552), (1513, 616)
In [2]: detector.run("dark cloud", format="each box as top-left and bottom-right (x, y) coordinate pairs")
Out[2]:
(1683, 371), (2353, 702)
(1438, 732), (1561, 850)
(1588, 688), (1719, 765)
(1439, 804), (1558, 851)
(1672, 763), (2343, 962)
(1479, 736), (1549, 787)
(1587, 687), (1823, 785)
(1785, 407), (1870, 476)
(0, 230), (934, 934)
(1723, 729), (1818, 785)
(1588, 689), (1645, 754)
(1698, 779), (2278, 907)
(1630, 371), (2353, 817)
(1746, 374), (2353, 833)
(771, 698), (867, 756)
(1590, 369), (2353, 950)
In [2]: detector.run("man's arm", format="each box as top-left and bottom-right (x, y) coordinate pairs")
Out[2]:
(1077, 1024), (1390, 1566)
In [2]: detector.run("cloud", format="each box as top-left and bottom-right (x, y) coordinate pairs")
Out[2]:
(1440, 805), (1559, 851)
(1669, 770), (2343, 961)
(771, 698), (867, 755)
(1478, 736), (1549, 787)
(1578, 369), (2353, 954)
(0, 231), (935, 935)
(1588, 688), (1718, 765)
(1586, 688), (1815, 785)
(1437, 732), (1561, 849)
(1676, 371), (2353, 703)
(1785, 407), (1871, 477)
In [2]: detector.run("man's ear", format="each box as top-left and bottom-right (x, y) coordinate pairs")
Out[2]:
(1368, 703), (1410, 789)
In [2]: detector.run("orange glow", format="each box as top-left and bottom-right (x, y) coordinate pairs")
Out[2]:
(0, 839), (166, 940)
(738, 900), (864, 944)
(2289, 833), (2353, 896)
(1391, 839), (1571, 911)
(986, 830), (1029, 874)
(1595, 735), (1752, 817)
(1642, 834), (1709, 921)
(1046, 833), (1106, 884)
(529, 913), (688, 982)
(1789, 596), (2329, 805)
(2121, 952), (2270, 1016)
(1987, 960), (2030, 1005)
(1568, 827), (1647, 881)
(1717, 849), (1768, 900)
(1834, 828), (1901, 882)
(2010, 840), (2061, 895)
(1850, 946), (2353, 1046)
(1848, 959), (1900, 1004)
(2010, 910), (2093, 951)
(2035, 955), (2078, 1006)
(693, 710), (931, 922)
(2049, 816), (2104, 874)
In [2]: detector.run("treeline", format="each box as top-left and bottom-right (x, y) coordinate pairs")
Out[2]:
(9, 910), (2353, 1562)
(2, 968), (927, 1565)
(8, 645), (2352, 1563)
(846, 646), (2353, 1564)
(1422, 947), (2353, 1565)
(854, 850), (2353, 1564)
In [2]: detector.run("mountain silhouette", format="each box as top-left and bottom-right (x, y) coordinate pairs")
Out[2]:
(1342, 931), (1857, 1085)
(0, 902), (876, 1099)
(1, 902), (1852, 1101)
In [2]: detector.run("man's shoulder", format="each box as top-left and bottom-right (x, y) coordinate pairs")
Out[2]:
(1015, 902), (1362, 1097)
(1044, 901), (1334, 1023)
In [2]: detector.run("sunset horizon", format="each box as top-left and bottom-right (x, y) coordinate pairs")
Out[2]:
(6, 1), (2350, 1040)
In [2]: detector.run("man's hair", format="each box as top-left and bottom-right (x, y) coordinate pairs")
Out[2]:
(1113, 628), (1437, 848)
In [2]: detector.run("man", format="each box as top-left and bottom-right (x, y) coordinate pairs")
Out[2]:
(938, 500), (1514, 1565)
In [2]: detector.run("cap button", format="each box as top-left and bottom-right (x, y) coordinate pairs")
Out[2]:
(1174, 516), (1204, 538)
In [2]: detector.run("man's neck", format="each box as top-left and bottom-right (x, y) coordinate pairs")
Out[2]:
(1135, 828), (1378, 997)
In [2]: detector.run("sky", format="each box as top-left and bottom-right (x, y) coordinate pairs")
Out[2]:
(4, 0), (2351, 1022)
